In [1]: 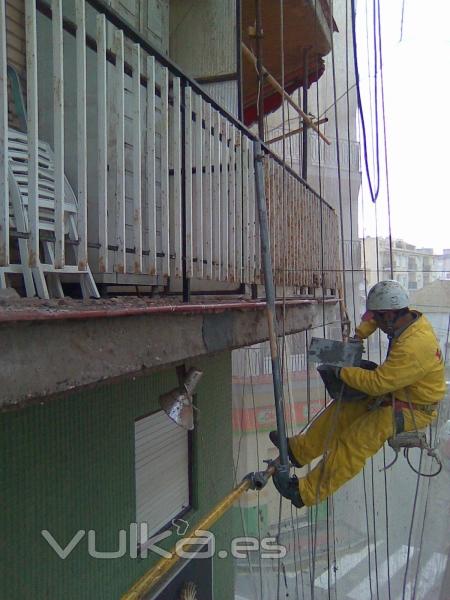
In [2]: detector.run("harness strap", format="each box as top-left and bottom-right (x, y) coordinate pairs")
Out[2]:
(377, 398), (438, 414)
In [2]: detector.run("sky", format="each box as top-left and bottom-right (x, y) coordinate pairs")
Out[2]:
(356, 0), (450, 253)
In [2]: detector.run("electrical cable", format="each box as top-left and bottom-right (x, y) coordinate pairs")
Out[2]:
(411, 464), (433, 598)
(381, 446), (392, 600)
(359, 147), (376, 600)
(376, 0), (394, 279)
(399, 0), (406, 42)
(282, 339), (303, 599)
(401, 450), (424, 600)
(329, 2), (347, 312)
(370, 458), (380, 600)
(249, 350), (265, 599)
(233, 349), (260, 598)
(350, 0), (380, 203)
(362, 469), (375, 599)
(316, 5), (334, 596)
(276, 5), (297, 598)
(375, 6), (394, 596)
(276, 493), (283, 600)
(345, 0), (357, 325)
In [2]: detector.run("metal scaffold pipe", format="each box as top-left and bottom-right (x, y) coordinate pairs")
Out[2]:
(253, 140), (290, 475)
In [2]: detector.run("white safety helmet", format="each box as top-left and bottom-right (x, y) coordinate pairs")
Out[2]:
(366, 280), (409, 311)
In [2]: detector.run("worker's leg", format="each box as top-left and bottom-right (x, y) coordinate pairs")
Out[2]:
(402, 407), (435, 432)
(298, 405), (395, 506)
(289, 398), (372, 466)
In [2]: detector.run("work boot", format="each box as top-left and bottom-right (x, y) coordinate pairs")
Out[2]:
(269, 430), (302, 467)
(272, 471), (304, 509)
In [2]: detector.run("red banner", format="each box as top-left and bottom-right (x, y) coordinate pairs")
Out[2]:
(232, 400), (324, 432)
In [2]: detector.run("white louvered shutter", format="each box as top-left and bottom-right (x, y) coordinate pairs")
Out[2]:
(135, 410), (190, 543)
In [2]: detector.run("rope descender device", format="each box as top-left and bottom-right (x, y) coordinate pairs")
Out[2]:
(381, 431), (442, 477)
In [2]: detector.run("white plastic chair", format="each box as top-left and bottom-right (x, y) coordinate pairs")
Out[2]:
(3, 128), (99, 299)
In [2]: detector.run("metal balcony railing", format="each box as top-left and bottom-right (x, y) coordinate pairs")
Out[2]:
(0, 0), (342, 297)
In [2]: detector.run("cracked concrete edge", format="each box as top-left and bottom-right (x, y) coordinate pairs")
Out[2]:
(0, 301), (339, 410)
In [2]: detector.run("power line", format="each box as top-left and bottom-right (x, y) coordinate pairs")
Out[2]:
(351, 0), (380, 203)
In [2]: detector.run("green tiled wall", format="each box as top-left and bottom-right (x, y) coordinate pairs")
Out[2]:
(1, 352), (234, 600)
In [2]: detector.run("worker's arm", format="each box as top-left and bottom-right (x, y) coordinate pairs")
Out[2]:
(340, 341), (423, 397)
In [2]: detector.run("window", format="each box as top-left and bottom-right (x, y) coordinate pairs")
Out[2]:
(135, 410), (191, 544)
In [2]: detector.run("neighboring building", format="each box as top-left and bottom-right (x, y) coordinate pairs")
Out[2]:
(362, 236), (446, 294)
(1, 2), (339, 599)
(410, 279), (450, 360)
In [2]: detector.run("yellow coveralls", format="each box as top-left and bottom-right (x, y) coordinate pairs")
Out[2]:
(289, 312), (446, 506)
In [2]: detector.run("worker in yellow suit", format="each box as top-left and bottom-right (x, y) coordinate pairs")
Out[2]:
(270, 280), (446, 508)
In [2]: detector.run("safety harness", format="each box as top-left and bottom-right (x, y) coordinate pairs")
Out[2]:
(371, 317), (443, 477)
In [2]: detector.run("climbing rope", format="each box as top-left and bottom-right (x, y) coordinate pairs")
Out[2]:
(233, 349), (260, 599)
(248, 351), (265, 599)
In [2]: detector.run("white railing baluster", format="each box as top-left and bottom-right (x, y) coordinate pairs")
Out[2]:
(272, 163), (278, 286)
(160, 66), (170, 278)
(0, 0), (8, 266)
(184, 85), (193, 278)
(213, 109), (221, 280)
(52, 0), (64, 268)
(115, 29), (125, 273)
(25, 0), (39, 270)
(203, 101), (212, 279)
(220, 117), (228, 281)
(242, 135), (249, 283)
(235, 130), (242, 283)
(132, 44), (142, 273)
(292, 181), (295, 287)
(270, 161), (275, 284)
(146, 55), (156, 276)
(295, 184), (298, 287)
(286, 181), (290, 287)
(228, 126), (236, 282)
(248, 140), (255, 283)
(194, 92), (203, 278)
(172, 76), (182, 278)
(254, 151), (261, 284)
(76, 0), (87, 270)
(97, 14), (108, 273)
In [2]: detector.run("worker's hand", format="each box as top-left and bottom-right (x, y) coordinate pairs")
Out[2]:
(320, 363), (342, 379)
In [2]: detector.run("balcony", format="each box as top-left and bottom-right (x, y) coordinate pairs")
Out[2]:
(1, 0), (340, 301)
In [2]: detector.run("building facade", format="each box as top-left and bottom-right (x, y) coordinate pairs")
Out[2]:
(1, 1), (342, 599)
(362, 236), (448, 294)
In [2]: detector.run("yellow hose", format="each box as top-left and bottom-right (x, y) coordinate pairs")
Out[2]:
(120, 469), (275, 600)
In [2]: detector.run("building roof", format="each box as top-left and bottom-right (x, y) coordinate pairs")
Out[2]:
(410, 279), (450, 313)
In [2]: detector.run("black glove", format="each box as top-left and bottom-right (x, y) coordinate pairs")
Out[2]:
(320, 363), (342, 379)
(272, 470), (304, 508)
